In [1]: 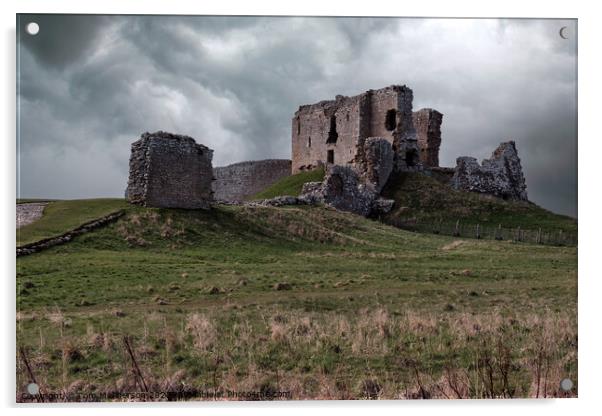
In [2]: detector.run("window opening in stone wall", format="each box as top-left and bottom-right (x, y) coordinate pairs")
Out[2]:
(405, 149), (417, 167)
(385, 109), (397, 131)
(308, 136), (312, 147)
(327, 149), (334, 164)
(297, 117), (301, 135)
(327, 116), (338, 143)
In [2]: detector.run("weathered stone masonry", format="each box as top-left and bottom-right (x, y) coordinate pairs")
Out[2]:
(291, 85), (420, 174)
(452, 141), (528, 201)
(413, 108), (443, 167)
(290, 85), (529, 213)
(124, 85), (529, 214)
(213, 159), (292, 202)
(126, 131), (214, 209)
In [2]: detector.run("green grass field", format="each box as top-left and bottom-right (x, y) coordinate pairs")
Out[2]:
(249, 168), (325, 200)
(17, 199), (128, 246)
(16, 200), (577, 400)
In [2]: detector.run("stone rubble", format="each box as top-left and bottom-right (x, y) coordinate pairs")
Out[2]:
(451, 141), (528, 201)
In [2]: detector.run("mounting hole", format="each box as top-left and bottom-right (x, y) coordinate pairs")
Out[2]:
(26, 22), (40, 36)
(560, 378), (573, 392)
(26, 382), (39, 395)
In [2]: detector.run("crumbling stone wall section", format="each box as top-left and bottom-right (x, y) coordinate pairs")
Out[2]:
(413, 108), (443, 167)
(126, 131), (214, 209)
(291, 85), (420, 174)
(451, 141), (528, 201)
(213, 159), (292, 201)
(300, 165), (377, 217)
(356, 137), (394, 193)
(299, 165), (395, 217)
(292, 94), (364, 172)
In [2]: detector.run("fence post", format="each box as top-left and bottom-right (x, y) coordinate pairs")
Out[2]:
(19, 346), (44, 402)
(495, 224), (502, 240)
(123, 336), (149, 393)
(515, 226), (521, 242)
(559, 230), (564, 246)
(536, 228), (542, 244)
(476, 224), (481, 239)
(454, 220), (460, 237)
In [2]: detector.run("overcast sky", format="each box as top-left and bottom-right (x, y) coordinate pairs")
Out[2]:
(17, 15), (577, 217)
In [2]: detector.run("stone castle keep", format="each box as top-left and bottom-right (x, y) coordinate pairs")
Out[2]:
(291, 86), (444, 175)
(126, 131), (214, 209)
(127, 84), (528, 214)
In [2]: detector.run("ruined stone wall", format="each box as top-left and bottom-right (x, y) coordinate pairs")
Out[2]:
(213, 159), (292, 201)
(356, 137), (394, 193)
(413, 108), (443, 167)
(292, 95), (364, 173)
(452, 141), (528, 201)
(126, 131), (214, 209)
(291, 85), (419, 174)
(367, 88), (401, 141)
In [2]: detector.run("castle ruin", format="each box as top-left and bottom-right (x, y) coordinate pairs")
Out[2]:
(126, 131), (214, 209)
(413, 108), (443, 168)
(452, 141), (528, 201)
(125, 84), (528, 213)
(213, 159), (292, 202)
(291, 86), (445, 176)
(291, 85), (420, 174)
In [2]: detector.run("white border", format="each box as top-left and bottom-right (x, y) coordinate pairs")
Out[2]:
(2, 1), (600, 415)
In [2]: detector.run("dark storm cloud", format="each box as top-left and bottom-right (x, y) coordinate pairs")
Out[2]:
(17, 15), (577, 216)
(19, 14), (110, 69)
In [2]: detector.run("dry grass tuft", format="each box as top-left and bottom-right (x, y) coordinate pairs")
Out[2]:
(441, 240), (464, 251)
(185, 313), (217, 351)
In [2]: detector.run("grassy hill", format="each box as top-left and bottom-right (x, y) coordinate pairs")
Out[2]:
(249, 167), (325, 200)
(381, 172), (576, 233)
(16, 200), (577, 399)
(17, 199), (128, 246)
(247, 169), (575, 234)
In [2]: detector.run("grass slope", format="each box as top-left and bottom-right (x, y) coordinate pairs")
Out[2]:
(17, 198), (57, 204)
(382, 172), (577, 232)
(16, 201), (577, 399)
(249, 167), (325, 200)
(17, 198), (128, 246)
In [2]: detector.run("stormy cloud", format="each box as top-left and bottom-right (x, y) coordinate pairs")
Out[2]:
(16, 15), (577, 216)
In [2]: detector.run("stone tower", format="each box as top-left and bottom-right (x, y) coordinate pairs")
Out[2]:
(291, 85), (420, 174)
(413, 108), (443, 168)
(126, 131), (214, 209)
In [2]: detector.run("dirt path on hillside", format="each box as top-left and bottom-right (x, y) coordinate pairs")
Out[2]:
(16, 203), (47, 229)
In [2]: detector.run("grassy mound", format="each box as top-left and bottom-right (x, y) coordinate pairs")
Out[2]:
(16, 201), (577, 399)
(17, 198), (128, 246)
(381, 172), (577, 233)
(249, 167), (325, 200)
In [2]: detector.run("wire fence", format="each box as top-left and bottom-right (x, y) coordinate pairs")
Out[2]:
(384, 217), (577, 247)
